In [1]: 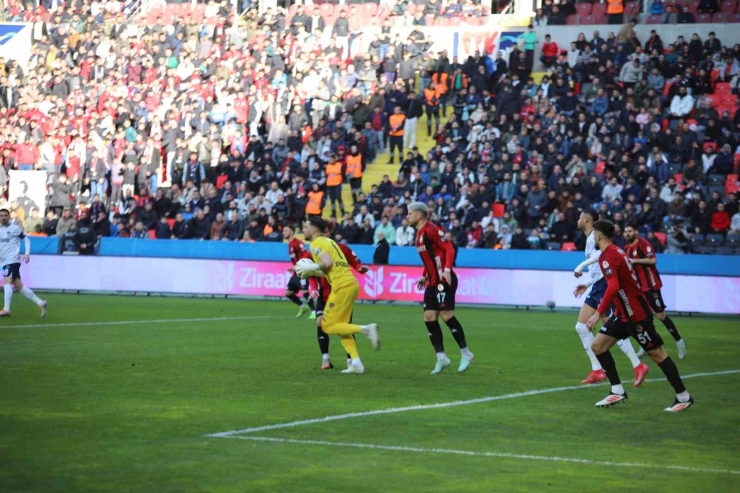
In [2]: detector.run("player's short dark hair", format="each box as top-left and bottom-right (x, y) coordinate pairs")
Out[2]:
(624, 221), (639, 231)
(593, 220), (616, 239)
(0, 208), (9, 215)
(306, 215), (329, 233)
(583, 209), (599, 223)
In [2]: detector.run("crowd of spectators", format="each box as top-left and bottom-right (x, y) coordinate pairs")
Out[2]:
(0, 2), (738, 256)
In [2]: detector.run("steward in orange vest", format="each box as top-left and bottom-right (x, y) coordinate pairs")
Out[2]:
(345, 144), (364, 205)
(324, 155), (346, 217)
(306, 183), (324, 216)
(423, 83), (441, 137)
(387, 106), (406, 165)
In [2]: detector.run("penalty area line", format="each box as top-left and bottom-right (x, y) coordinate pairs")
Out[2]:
(1, 315), (280, 330)
(227, 435), (740, 476)
(207, 369), (740, 438)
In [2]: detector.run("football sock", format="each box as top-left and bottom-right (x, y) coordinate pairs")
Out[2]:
(575, 322), (601, 371)
(3, 284), (12, 310)
(424, 321), (445, 353)
(657, 356), (687, 395)
(317, 327), (330, 355)
(19, 287), (42, 306)
(676, 391), (691, 403)
(616, 338), (641, 368)
(461, 347), (473, 358)
(444, 317), (468, 349)
(595, 351), (624, 394)
(436, 352), (448, 361)
(287, 294), (302, 306)
(340, 335), (359, 360)
(347, 335), (355, 360)
(661, 316), (682, 342)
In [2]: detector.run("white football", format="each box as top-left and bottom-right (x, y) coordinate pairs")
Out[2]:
(296, 258), (315, 270)
(296, 258), (323, 278)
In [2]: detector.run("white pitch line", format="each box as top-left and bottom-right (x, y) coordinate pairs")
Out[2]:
(228, 436), (740, 476)
(1, 315), (278, 330)
(207, 369), (740, 438)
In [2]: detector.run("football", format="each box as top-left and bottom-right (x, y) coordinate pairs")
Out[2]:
(296, 258), (324, 278)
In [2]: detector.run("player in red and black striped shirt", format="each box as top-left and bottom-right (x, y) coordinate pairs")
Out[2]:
(284, 226), (315, 319)
(407, 202), (474, 375)
(623, 223), (686, 359)
(308, 240), (369, 370)
(586, 220), (693, 412)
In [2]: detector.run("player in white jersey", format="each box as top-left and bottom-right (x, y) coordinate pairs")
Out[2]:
(0, 208), (47, 317)
(571, 210), (648, 385)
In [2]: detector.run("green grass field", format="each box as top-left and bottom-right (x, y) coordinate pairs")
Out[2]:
(1, 295), (738, 493)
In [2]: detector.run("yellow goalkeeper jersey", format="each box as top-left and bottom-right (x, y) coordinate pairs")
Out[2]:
(309, 236), (358, 289)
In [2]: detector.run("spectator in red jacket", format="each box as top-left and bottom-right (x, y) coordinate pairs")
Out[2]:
(15, 136), (38, 170)
(540, 34), (560, 68)
(711, 203), (731, 234)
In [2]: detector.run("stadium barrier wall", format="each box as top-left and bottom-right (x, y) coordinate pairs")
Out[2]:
(22, 256), (740, 314)
(96, 237), (740, 277)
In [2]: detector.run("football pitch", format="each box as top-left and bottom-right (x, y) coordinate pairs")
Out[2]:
(1, 295), (738, 493)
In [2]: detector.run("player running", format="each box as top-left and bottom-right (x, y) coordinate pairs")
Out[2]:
(406, 202), (474, 374)
(0, 208), (47, 317)
(283, 226), (315, 319)
(573, 210), (648, 386)
(296, 216), (379, 374)
(309, 237), (369, 370)
(623, 223), (687, 359)
(586, 220), (693, 411)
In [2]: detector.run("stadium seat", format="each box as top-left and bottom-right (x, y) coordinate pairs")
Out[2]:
(720, 0), (736, 12)
(165, 3), (179, 14)
(561, 242), (577, 251)
(216, 175), (228, 189)
(711, 12), (726, 22)
(592, 2), (607, 15)
(726, 174), (739, 195)
(319, 3), (334, 17)
(178, 3), (193, 17)
(147, 230), (156, 240)
(696, 245), (716, 254)
(566, 15), (580, 24)
(625, 1), (640, 15)
(668, 163), (683, 175)
(726, 234), (740, 246)
(595, 161), (606, 175)
(674, 173), (683, 185)
(577, 3), (592, 15)
(361, 3), (377, 17)
(654, 232), (667, 246)
(149, 4), (164, 16)
(689, 0), (701, 12)
(690, 234), (705, 250)
(709, 185), (726, 198)
(705, 234), (725, 246)
(582, 14), (596, 24)
(716, 246), (735, 255)
(167, 218), (175, 229)
(492, 203), (505, 218)
(708, 174), (725, 185)
(647, 14), (662, 23)
(696, 13), (711, 21)
(592, 13), (608, 22)
(730, 12), (740, 21)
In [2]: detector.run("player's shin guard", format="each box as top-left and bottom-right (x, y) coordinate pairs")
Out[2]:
(576, 322), (601, 371)
(662, 316), (682, 342)
(657, 356), (687, 395)
(444, 317), (468, 349)
(595, 351), (625, 394)
(424, 321), (445, 353)
(3, 284), (12, 311)
(317, 326), (330, 355)
(287, 293), (302, 306)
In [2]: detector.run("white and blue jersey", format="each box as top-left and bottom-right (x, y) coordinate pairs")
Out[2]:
(583, 230), (607, 310)
(0, 222), (24, 266)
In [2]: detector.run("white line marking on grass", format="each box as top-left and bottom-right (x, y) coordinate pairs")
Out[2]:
(228, 436), (740, 476)
(1, 315), (279, 330)
(207, 369), (740, 438)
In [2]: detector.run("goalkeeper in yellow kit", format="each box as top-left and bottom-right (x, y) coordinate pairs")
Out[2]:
(295, 216), (380, 374)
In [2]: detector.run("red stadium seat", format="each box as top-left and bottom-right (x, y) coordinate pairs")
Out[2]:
(595, 161), (606, 175)
(674, 173), (684, 185)
(625, 1), (640, 15)
(727, 174), (739, 195)
(582, 14), (596, 24)
(561, 242), (578, 252)
(689, 0), (700, 12)
(720, 0), (737, 12)
(165, 3), (179, 14)
(492, 203), (505, 218)
(654, 232), (667, 246)
(577, 2), (592, 15)
(361, 3), (377, 17)
(147, 230), (156, 240)
(178, 3), (193, 17)
(406, 3), (417, 15)
(711, 12), (726, 21)
(593, 13), (608, 22)
(647, 14), (662, 23)
(566, 14), (581, 24)
(319, 3), (334, 17)
(167, 219), (175, 229)
(216, 175), (228, 189)
(592, 2), (607, 15)
(149, 4), (164, 16)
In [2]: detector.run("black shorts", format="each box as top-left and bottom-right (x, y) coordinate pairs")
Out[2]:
(3, 263), (20, 281)
(646, 289), (666, 314)
(423, 271), (457, 312)
(287, 274), (307, 293)
(600, 315), (664, 352)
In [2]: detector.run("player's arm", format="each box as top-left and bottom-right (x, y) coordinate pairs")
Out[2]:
(21, 232), (30, 263)
(588, 256), (619, 329)
(430, 227), (455, 278)
(339, 244), (367, 274)
(307, 277), (320, 298)
(574, 251), (599, 278)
